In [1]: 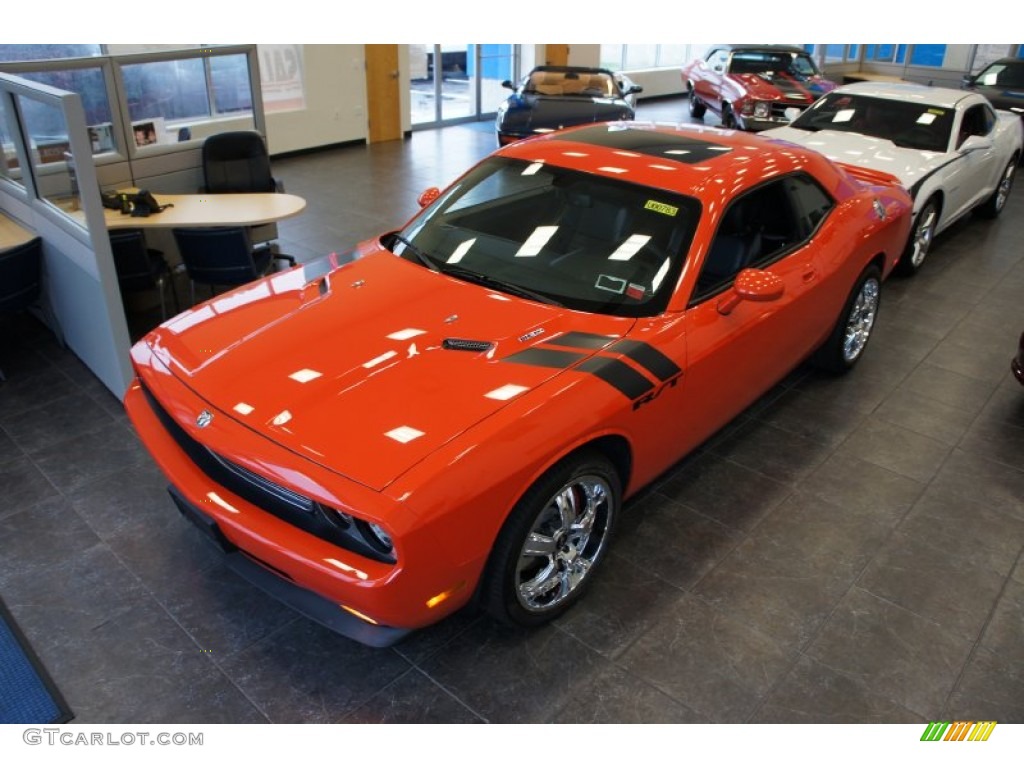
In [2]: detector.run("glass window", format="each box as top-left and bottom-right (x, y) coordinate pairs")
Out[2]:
(0, 45), (101, 62)
(0, 96), (24, 188)
(624, 45), (658, 70)
(865, 45), (896, 62)
(975, 59), (1024, 88)
(393, 156), (700, 318)
(791, 92), (954, 153)
(824, 45), (847, 62)
(600, 45), (624, 71)
(656, 45), (689, 68)
(13, 67), (115, 156)
(16, 95), (79, 212)
(121, 53), (256, 147)
(910, 45), (946, 67)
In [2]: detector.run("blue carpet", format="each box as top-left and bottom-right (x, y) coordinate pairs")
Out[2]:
(0, 597), (72, 724)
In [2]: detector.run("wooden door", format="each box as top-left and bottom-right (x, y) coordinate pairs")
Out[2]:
(545, 45), (570, 67)
(365, 44), (402, 143)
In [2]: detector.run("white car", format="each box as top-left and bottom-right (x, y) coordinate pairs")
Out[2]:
(764, 82), (1022, 275)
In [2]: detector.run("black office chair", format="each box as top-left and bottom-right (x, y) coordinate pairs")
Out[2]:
(109, 229), (179, 321)
(173, 227), (297, 306)
(0, 237), (43, 381)
(201, 131), (283, 194)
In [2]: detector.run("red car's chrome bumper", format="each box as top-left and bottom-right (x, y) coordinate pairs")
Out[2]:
(124, 376), (475, 643)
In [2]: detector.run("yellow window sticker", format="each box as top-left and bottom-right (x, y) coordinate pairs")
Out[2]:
(644, 200), (678, 217)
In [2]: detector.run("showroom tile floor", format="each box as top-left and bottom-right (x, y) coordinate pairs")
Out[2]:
(1, 97), (1023, 724)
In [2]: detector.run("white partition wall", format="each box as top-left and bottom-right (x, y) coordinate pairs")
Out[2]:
(1, 72), (133, 396)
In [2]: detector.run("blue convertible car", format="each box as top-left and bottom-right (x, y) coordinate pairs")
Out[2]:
(495, 65), (642, 146)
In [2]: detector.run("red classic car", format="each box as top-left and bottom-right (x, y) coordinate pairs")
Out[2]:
(683, 44), (838, 131)
(124, 122), (912, 646)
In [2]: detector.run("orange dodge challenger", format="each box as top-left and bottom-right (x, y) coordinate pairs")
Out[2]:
(125, 123), (912, 646)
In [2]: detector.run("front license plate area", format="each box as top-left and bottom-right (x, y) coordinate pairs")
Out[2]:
(168, 485), (237, 554)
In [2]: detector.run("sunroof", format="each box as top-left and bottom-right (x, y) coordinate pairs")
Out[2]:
(559, 125), (734, 164)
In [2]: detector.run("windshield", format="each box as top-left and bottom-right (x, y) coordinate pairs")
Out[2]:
(976, 60), (1024, 89)
(391, 157), (700, 317)
(524, 69), (620, 98)
(789, 92), (953, 152)
(730, 51), (821, 80)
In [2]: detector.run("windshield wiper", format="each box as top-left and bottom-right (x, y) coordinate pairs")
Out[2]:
(438, 264), (563, 307)
(391, 232), (441, 271)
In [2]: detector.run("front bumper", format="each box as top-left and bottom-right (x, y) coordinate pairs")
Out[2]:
(168, 486), (410, 647)
(123, 369), (475, 644)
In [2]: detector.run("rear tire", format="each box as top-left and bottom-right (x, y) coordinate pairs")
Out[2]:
(975, 156), (1017, 219)
(813, 264), (882, 374)
(479, 451), (620, 628)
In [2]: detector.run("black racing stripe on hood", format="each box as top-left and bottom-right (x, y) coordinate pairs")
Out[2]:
(576, 357), (655, 400)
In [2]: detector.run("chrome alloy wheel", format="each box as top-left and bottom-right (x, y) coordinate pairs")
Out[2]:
(843, 276), (880, 364)
(994, 161), (1016, 213)
(515, 474), (614, 612)
(909, 205), (937, 268)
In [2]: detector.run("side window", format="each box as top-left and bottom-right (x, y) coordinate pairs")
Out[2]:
(784, 174), (835, 239)
(958, 104), (994, 147)
(692, 174), (834, 302)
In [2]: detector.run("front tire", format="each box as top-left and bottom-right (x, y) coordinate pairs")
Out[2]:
(720, 103), (737, 130)
(813, 264), (882, 374)
(480, 451), (620, 627)
(688, 84), (706, 119)
(975, 156), (1017, 219)
(894, 198), (938, 276)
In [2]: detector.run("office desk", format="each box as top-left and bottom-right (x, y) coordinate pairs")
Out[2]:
(101, 192), (306, 230)
(0, 211), (37, 251)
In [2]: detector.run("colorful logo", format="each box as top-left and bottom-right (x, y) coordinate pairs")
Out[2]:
(920, 721), (997, 742)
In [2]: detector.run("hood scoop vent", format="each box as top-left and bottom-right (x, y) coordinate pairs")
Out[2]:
(442, 338), (494, 353)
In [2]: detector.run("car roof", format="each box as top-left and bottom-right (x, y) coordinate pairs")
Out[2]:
(830, 81), (978, 109)
(496, 122), (830, 198)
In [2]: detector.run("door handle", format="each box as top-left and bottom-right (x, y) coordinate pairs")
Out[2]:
(802, 268), (816, 283)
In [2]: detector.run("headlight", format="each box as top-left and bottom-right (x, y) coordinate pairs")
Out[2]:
(753, 101), (771, 119)
(322, 507), (396, 562)
(363, 521), (394, 553)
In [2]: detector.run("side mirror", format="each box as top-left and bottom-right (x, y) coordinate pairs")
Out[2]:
(417, 187), (441, 207)
(713, 65), (724, 73)
(960, 134), (993, 154)
(961, 74), (976, 89)
(628, 85), (644, 95)
(501, 80), (514, 90)
(717, 269), (785, 315)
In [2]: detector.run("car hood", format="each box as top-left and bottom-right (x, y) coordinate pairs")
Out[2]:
(764, 126), (948, 194)
(500, 94), (632, 133)
(144, 248), (633, 491)
(729, 72), (835, 102)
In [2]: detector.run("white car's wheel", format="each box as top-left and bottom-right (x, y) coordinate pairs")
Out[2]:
(895, 198), (939, 277)
(976, 156), (1017, 219)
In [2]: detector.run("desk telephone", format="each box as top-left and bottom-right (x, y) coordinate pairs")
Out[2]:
(101, 189), (172, 217)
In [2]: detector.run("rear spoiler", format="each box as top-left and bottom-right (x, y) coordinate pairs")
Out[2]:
(835, 162), (903, 189)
